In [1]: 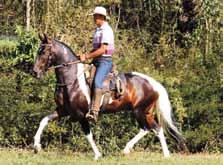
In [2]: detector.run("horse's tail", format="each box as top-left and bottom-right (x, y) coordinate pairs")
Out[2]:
(155, 83), (181, 137)
(132, 72), (188, 151)
(154, 80), (188, 151)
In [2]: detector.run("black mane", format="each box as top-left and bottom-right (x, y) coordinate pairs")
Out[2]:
(54, 39), (77, 58)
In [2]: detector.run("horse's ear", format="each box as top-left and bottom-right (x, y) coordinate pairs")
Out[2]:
(38, 33), (44, 41)
(43, 33), (47, 40)
(38, 33), (48, 43)
(43, 33), (52, 43)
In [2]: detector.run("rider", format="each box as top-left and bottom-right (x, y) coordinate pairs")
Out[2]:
(80, 6), (115, 122)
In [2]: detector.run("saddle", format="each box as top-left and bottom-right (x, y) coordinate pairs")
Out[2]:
(84, 63), (126, 100)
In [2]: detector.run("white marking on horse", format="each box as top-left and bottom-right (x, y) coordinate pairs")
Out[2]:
(34, 113), (57, 152)
(63, 45), (68, 55)
(132, 72), (176, 157)
(153, 128), (170, 157)
(77, 63), (91, 104)
(86, 131), (102, 160)
(132, 72), (181, 136)
(131, 72), (163, 92)
(123, 128), (148, 154)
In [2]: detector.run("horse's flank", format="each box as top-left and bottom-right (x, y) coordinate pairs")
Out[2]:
(32, 34), (187, 159)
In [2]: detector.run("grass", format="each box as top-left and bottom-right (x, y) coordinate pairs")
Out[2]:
(0, 148), (222, 165)
(0, 39), (17, 50)
(0, 39), (17, 57)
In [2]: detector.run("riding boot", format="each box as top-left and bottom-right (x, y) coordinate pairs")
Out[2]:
(86, 88), (103, 122)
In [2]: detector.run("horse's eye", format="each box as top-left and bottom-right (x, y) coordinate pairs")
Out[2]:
(38, 47), (44, 54)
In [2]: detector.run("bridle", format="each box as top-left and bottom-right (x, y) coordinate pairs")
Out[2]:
(38, 42), (88, 87)
(39, 43), (81, 70)
(48, 60), (81, 70)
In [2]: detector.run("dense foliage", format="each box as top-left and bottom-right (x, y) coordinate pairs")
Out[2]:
(0, 0), (222, 154)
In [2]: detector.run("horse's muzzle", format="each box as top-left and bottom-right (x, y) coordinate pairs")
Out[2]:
(32, 68), (43, 79)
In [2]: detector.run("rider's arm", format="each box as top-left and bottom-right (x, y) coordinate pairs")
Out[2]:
(85, 43), (108, 59)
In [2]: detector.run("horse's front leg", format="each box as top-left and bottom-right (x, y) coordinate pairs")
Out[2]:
(33, 111), (59, 153)
(79, 119), (102, 160)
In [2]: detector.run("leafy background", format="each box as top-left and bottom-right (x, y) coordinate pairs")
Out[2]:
(0, 0), (222, 154)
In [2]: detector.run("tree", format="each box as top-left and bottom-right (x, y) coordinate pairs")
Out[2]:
(26, 0), (31, 31)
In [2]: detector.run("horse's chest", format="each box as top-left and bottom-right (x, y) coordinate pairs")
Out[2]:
(55, 88), (87, 119)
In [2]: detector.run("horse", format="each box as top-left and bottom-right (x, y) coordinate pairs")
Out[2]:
(33, 34), (187, 160)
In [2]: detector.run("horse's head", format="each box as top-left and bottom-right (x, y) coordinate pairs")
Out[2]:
(33, 34), (56, 78)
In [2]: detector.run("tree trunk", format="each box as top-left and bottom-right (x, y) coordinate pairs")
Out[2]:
(32, 0), (35, 28)
(204, 18), (209, 62)
(45, 0), (50, 33)
(26, 0), (31, 31)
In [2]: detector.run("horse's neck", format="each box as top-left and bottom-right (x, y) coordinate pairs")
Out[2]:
(54, 43), (78, 85)
(55, 43), (76, 64)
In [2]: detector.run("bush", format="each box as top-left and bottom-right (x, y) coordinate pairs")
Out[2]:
(0, 0), (222, 154)
(0, 39), (17, 57)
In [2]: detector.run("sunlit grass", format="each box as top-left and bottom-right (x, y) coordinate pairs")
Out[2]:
(0, 39), (17, 49)
(0, 148), (222, 165)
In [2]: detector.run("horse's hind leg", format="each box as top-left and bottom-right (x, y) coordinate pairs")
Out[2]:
(79, 119), (102, 160)
(145, 103), (170, 157)
(123, 128), (148, 155)
(124, 101), (170, 157)
(33, 111), (58, 153)
(123, 105), (152, 155)
(153, 127), (170, 157)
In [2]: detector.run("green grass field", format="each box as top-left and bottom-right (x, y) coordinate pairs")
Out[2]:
(0, 148), (222, 165)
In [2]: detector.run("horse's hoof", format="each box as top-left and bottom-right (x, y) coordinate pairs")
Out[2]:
(33, 144), (41, 154)
(123, 147), (131, 155)
(94, 153), (102, 160)
(164, 152), (170, 158)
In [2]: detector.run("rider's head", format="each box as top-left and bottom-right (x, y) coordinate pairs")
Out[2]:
(89, 6), (109, 27)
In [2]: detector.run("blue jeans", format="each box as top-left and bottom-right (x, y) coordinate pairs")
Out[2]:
(93, 57), (113, 89)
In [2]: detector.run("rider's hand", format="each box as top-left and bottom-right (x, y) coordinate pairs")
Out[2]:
(80, 54), (87, 62)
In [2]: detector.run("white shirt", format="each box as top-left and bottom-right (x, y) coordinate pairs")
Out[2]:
(93, 22), (115, 57)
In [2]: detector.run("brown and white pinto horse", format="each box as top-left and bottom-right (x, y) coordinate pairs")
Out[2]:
(33, 34), (186, 159)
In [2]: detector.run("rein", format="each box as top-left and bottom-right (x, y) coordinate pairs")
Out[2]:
(53, 62), (93, 87)
(48, 60), (81, 70)
(39, 42), (88, 87)
(40, 42), (81, 70)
